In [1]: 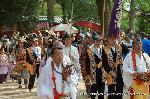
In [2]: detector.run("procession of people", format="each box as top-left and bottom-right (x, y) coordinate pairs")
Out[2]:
(0, 28), (150, 99)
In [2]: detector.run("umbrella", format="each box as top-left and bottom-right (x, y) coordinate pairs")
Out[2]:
(73, 21), (102, 31)
(51, 23), (78, 34)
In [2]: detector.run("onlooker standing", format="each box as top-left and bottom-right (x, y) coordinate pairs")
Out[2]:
(0, 47), (9, 83)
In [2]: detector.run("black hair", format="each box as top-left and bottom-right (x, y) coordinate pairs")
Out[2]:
(50, 46), (63, 56)
(62, 34), (71, 41)
(103, 37), (109, 46)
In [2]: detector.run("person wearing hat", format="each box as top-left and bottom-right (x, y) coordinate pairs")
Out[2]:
(13, 36), (29, 88)
(26, 34), (41, 92)
(63, 33), (80, 99)
(85, 33), (105, 99)
(123, 37), (150, 99)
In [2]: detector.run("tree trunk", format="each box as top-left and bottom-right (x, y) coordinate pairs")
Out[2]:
(96, 0), (105, 37)
(47, 0), (54, 23)
(61, 0), (67, 23)
(104, 0), (110, 37)
(0, 25), (2, 33)
(129, 0), (136, 32)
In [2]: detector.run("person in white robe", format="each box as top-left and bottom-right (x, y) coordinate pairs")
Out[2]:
(123, 38), (150, 99)
(63, 34), (80, 72)
(63, 34), (80, 98)
(37, 41), (78, 99)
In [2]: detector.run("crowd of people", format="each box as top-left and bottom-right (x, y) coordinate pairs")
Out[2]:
(0, 30), (150, 99)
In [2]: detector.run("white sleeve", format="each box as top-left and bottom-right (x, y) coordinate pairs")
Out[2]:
(37, 64), (54, 99)
(63, 55), (71, 66)
(73, 47), (81, 71)
(67, 70), (79, 87)
(143, 53), (150, 70)
(123, 53), (135, 75)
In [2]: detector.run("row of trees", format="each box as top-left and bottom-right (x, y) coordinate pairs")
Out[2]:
(46, 0), (150, 35)
(0, 0), (150, 35)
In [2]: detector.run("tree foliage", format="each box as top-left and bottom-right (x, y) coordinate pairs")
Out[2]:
(56, 0), (98, 23)
(0, 0), (149, 35)
(0, 0), (40, 32)
(122, 0), (150, 34)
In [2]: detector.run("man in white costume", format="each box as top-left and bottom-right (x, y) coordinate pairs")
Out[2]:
(63, 34), (80, 99)
(30, 37), (41, 78)
(123, 37), (150, 99)
(37, 40), (77, 99)
(63, 34), (80, 71)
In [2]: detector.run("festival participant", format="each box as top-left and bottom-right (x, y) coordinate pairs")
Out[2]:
(8, 49), (16, 82)
(119, 30), (130, 59)
(123, 37), (150, 99)
(86, 33), (105, 99)
(15, 37), (29, 88)
(62, 34), (80, 98)
(0, 47), (9, 83)
(26, 35), (41, 92)
(37, 41), (75, 99)
(32, 35), (41, 78)
(80, 33), (92, 97)
(102, 36), (124, 99)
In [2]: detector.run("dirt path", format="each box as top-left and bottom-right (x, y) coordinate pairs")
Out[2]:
(0, 79), (149, 99)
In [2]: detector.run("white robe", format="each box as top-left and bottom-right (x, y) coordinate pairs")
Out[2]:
(63, 45), (80, 72)
(63, 46), (80, 99)
(37, 55), (77, 99)
(123, 51), (150, 89)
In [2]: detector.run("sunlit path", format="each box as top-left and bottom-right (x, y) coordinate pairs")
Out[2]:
(1, 79), (150, 99)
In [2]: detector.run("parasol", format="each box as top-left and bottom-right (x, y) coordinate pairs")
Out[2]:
(51, 23), (78, 34)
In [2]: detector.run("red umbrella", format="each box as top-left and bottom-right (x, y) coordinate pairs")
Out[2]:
(73, 21), (102, 31)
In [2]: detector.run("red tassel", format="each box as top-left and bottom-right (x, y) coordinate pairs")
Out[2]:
(129, 87), (134, 99)
(149, 84), (150, 93)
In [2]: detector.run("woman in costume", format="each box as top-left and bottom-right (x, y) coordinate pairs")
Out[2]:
(123, 37), (150, 99)
(0, 47), (9, 83)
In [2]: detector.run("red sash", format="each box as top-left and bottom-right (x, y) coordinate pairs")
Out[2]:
(51, 62), (66, 99)
(130, 51), (142, 99)
(131, 51), (142, 85)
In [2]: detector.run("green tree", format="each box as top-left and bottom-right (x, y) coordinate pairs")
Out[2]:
(0, 0), (40, 32)
(54, 3), (63, 16)
(56, 0), (99, 23)
(47, 0), (54, 22)
(38, 1), (47, 16)
(122, 0), (150, 34)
